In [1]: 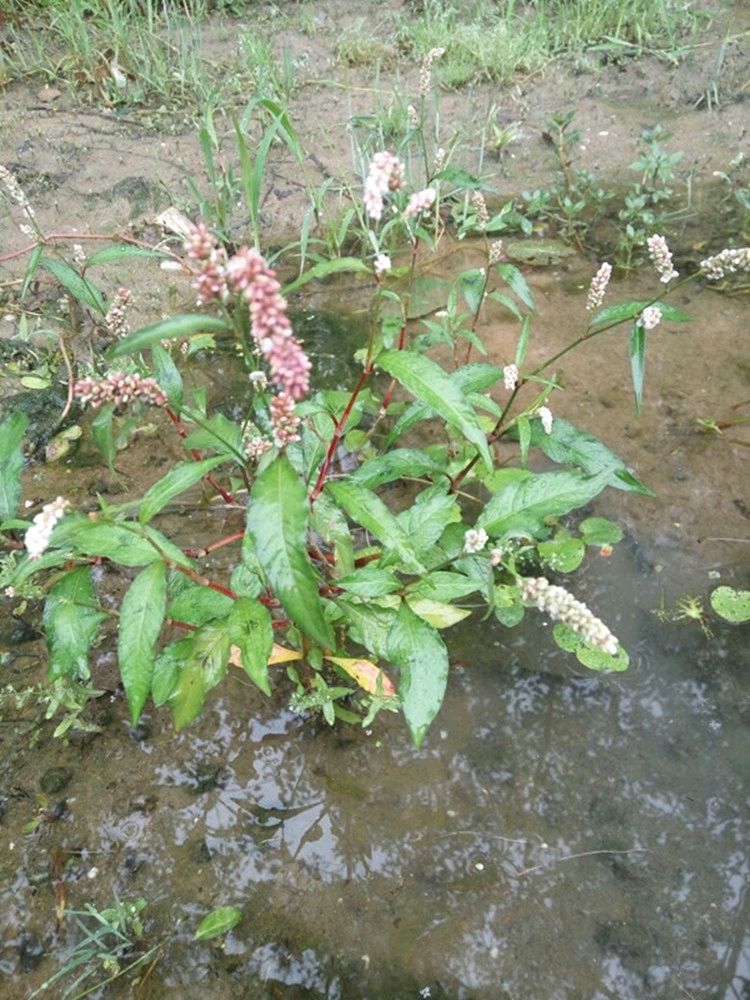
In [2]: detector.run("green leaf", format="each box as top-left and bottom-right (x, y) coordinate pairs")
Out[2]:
(580, 517), (624, 546)
(182, 412), (243, 458)
(169, 655), (205, 729)
(168, 582), (233, 627)
(327, 480), (425, 574)
(515, 316), (530, 367)
(458, 268), (485, 313)
(283, 257), (371, 295)
(91, 403), (116, 472)
(433, 167), (485, 189)
(108, 314), (230, 358)
(40, 257), (106, 314)
(151, 344), (183, 408)
(629, 320), (646, 413)
(406, 597), (471, 629)
(195, 906), (242, 941)
(349, 449), (445, 489)
(152, 638), (192, 706)
(50, 517), (192, 568)
(43, 568), (106, 680)
(397, 482), (460, 557)
(387, 602), (449, 747)
(230, 597), (273, 695)
(336, 567), (402, 598)
(385, 362), (502, 447)
(0, 411), (28, 521)
(21, 243), (44, 300)
(309, 491), (354, 577)
(118, 561), (167, 724)
(407, 571), (479, 602)
(552, 623), (628, 671)
(577, 643), (629, 672)
(377, 350), (492, 468)
(494, 584), (525, 627)
(337, 599), (396, 660)
(139, 457), (228, 523)
(508, 416), (654, 496)
(494, 262), (535, 311)
(85, 244), (167, 267)
(537, 537), (585, 572)
(191, 618), (233, 691)
(710, 587), (750, 623)
(247, 453), (333, 648)
(517, 414), (530, 466)
(478, 470), (610, 539)
(590, 299), (691, 328)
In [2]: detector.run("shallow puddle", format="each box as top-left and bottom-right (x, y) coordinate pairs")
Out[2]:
(1, 264), (748, 999)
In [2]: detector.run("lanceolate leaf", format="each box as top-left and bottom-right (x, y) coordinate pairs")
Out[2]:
(478, 470), (610, 539)
(350, 449), (446, 489)
(118, 561), (167, 724)
(387, 602), (449, 747)
(590, 299), (691, 329)
(325, 656), (397, 697)
(247, 453), (333, 648)
(195, 906), (242, 941)
(109, 314), (230, 358)
(40, 257), (106, 314)
(151, 343), (184, 408)
(0, 411), (28, 521)
(43, 567), (106, 680)
(85, 244), (167, 267)
(91, 403), (116, 472)
(629, 320), (646, 413)
(139, 456), (229, 523)
(230, 597), (274, 695)
(377, 350), (492, 468)
(283, 257), (372, 294)
(384, 362), (501, 447)
(50, 517), (194, 568)
(494, 262), (535, 312)
(508, 416), (654, 496)
(327, 480), (426, 573)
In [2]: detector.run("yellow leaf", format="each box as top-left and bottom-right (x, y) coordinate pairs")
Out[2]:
(406, 597), (472, 629)
(229, 643), (302, 668)
(325, 656), (397, 697)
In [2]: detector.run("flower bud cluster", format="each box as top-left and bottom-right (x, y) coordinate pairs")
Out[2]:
(700, 246), (750, 281)
(639, 306), (662, 331)
(586, 262), (612, 312)
(646, 234), (678, 283)
(269, 392), (301, 448)
(375, 253), (392, 276)
(419, 47), (445, 96)
(489, 239), (504, 264)
(186, 222), (228, 304)
(537, 405), (553, 435)
(73, 372), (167, 409)
(364, 151), (405, 222)
(105, 288), (132, 338)
(243, 424), (272, 460)
(520, 576), (619, 655)
(503, 364), (518, 391)
(25, 497), (70, 561)
(405, 188), (436, 218)
(471, 191), (489, 229)
(225, 246), (311, 401)
(463, 527), (488, 554)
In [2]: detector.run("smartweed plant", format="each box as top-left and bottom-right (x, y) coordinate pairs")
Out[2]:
(1, 54), (748, 747)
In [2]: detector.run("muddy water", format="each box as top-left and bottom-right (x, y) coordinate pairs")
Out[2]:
(1, 263), (749, 999)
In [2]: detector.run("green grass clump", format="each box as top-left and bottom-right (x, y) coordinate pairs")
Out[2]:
(397, 0), (710, 88)
(0, 0), (292, 116)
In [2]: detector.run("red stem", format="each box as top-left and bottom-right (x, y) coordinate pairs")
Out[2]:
(185, 530), (244, 559)
(164, 406), (235, 505)
(0, 232), (186, 266)
(309, 365), (371, 503)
